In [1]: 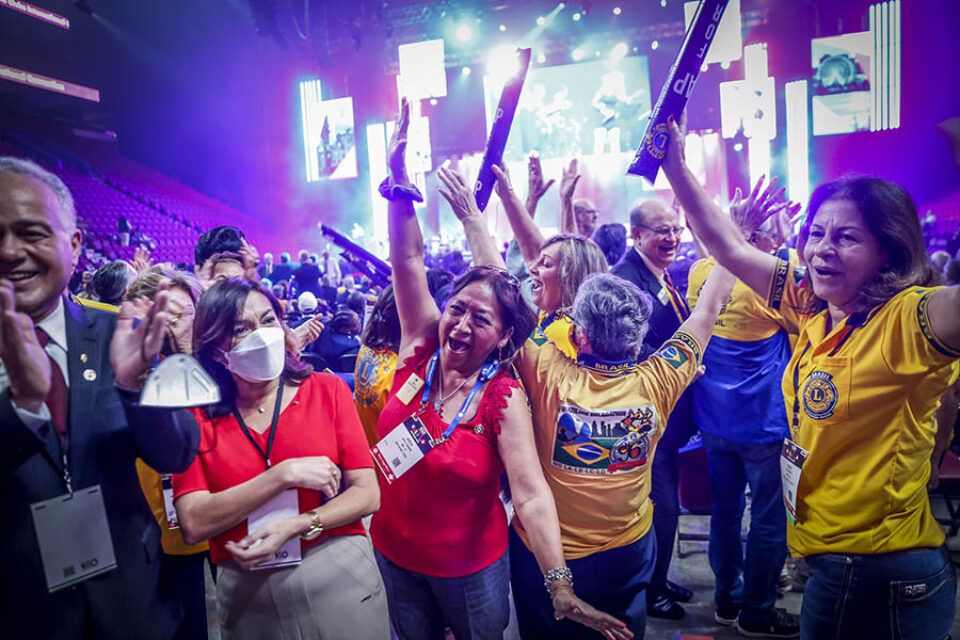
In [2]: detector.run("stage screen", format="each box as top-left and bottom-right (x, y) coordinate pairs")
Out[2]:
(300, 80), (358, 182)
(811, 31), (872, 136)
(483, 56), (652, 162)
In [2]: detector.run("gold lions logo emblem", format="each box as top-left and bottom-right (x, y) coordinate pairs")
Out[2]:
(803, 371), (837, 420)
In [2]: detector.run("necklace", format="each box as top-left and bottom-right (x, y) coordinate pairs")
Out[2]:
(433, 367), (475, 414)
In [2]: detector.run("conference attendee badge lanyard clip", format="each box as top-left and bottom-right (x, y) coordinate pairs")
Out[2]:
(371, 350), (498, 484)
(30, 437), (119, 593)
(233, 380), (302, 570)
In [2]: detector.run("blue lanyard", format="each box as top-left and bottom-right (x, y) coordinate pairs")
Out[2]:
(421, 349), (499, 442)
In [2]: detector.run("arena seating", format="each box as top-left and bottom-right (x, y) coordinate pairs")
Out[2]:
(1, 124), (260, 271)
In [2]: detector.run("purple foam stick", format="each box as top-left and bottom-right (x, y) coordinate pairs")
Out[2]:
(474, 47), (532, 211)
(627, 0), (730, 183)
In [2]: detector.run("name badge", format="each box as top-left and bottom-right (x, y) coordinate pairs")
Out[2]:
(371, 415), (434, 484)
(395, 373), (425, 405)
(657, 287), (672, 306)
(30, 485), (118, 593)
(161, 474), (179, 530)
(780, 439), (809, 526)
(247, 489), (302, 570)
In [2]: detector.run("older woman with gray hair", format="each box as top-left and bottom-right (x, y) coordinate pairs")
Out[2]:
(508, 268), (734, 639)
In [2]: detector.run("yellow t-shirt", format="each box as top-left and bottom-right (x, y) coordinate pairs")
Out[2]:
(135, 460), (209, 556)
(687, 254), (796, 340)
(514, 330), (703, 559)
(353, 345), (398, 446)
(769, 258), (960, 557)
(537, 309), (578, 360)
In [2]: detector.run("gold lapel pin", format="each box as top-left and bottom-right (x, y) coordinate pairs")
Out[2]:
(80, 353), (88, 363)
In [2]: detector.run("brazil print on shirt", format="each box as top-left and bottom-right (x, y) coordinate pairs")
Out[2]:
(554, 403), (657, 475)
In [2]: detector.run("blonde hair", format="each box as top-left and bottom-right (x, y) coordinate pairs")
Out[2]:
(539, 234), (609, 310)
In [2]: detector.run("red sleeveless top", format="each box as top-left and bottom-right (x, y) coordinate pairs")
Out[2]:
(369, 338), (519, 577)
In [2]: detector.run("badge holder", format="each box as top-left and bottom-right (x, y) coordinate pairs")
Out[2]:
(139, 354), (221, 408)
(247, 490), (302, 570)
(30, 485), (118, 593)
(780, 438), (809, 526)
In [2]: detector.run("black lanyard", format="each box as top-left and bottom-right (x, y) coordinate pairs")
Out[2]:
(233, 379), (285, 469)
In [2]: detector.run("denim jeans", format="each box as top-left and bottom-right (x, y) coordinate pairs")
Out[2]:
(801, 546), (956, 640)
(509, 526), (656, 639)
(375, 550), (510, 640)
(702, 431), (787, 625)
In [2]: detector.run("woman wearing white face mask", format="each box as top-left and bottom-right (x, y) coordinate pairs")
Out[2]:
(172, 278), (389, 639)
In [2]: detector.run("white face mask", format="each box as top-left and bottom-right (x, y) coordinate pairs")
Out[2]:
(223, 327), (286, 382)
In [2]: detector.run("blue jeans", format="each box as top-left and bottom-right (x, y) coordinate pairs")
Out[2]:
(702, 431), (787, 624)
(509, 526), (656, 639)
(802, 546), (956, 640)
(375, 550), (510, 640)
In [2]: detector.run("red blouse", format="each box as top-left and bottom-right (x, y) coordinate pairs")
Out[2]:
(369, 339), (519, 577)
(172, 373), (374, 564)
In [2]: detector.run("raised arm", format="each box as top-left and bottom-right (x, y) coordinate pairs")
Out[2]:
(386, 98), (441, 356)
(675, 262), (736, 352)
(524, 153), (556, 217)
(491, 164), (545, 264)
(661, 114), (778, 298)
(436, 165), (504, 268)
(926, 285), (960, 356)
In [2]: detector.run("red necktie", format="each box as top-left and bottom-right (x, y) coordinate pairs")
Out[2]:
(663, 271), (691, 320)
(35, 328), (68, 441)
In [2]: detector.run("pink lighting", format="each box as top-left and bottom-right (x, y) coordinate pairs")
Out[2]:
(0, 0), (70, 29)
(0, 64), (98, 102)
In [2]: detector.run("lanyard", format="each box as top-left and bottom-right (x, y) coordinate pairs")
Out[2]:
(420, 350), (499, 442)
(233, 379), (285, 469)
(38, 435), (73, 494)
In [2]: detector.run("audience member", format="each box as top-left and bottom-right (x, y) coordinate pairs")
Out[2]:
(172, 278), (388, 638)
(320, 249), (341, 283)
(90, 259), (137, 307)
(946, 259), (960, 286)
(272, 251), (295, 284)
(292, 249), (322, 296)
(0, 156), (200, 638)
(258, 251), (274, 281)
(592, 222), (628, 267)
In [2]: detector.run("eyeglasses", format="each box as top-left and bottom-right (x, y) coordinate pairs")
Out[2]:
(638, 223), (685, 238)
(470, 265), (522, 288)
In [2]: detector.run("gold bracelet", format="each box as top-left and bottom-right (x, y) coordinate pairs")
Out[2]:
(301, 509), (324, 540)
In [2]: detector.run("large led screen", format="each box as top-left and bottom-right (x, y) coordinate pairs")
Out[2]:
(483, 56), (652, 162)
(811, 32), (872, 136)
(300, 80), (358, 182)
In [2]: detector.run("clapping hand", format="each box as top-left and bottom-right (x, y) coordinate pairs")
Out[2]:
(0, 280), (51, 412)
(111, 280), (171, 391)
(293, 315), (324, 351)
(388, 97), (411, 184)
(551, 582), (634, 640)
(437, 165), (483, 221)
(130, 246), (153, 273)
(278, 456), (342, 499)
(239, 244), (260, 282)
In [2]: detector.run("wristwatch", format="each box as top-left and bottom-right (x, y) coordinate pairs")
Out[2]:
(378, 178), (424, 203)
(301, 509), (324, 540)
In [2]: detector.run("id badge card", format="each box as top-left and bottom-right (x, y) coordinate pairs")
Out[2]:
(161, 474), (179, 530)
(30, 485), (118, 593)
(371, 415), (435, 484)
(247, 489), (302, 570)
(657, 287), (672, 306)
(780, 439), (809, 526)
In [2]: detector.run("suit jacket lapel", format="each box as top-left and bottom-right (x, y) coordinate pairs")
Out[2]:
(64, 298), (101, 476)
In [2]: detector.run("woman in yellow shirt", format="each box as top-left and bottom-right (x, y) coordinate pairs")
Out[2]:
(662, 114), (958, 639)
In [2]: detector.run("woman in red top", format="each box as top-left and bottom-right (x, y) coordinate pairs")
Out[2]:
(369, 98), (631, 640)
(172, 278), (389, 639)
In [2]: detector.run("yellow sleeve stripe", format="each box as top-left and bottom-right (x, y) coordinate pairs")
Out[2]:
(917, 291), (960, 358)
(768, 258), (789, 311)
(671, 331), (703, 366)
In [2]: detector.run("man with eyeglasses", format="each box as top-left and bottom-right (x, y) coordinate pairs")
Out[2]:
(611, 199), (697, 620)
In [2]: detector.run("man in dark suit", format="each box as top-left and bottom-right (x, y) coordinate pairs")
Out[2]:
(0, 157), (200, 639)
(611, 199), (696, 620)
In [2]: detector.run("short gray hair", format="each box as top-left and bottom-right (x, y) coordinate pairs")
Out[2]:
(0, 156), (76, 231)
(571, 273), (652, 362)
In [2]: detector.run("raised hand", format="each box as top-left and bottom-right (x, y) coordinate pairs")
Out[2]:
(526, 153), (555, 214)
(225, 517), (301, 570)
(662, 111), (688, 178)
(239, 244), (260, 282)
(388, 97), (411, 184)
(111, 281), (171, 391)
(551, 583), (634, 640)
(130, 246), (153, 273)
(559, 158), (581, 202)
(293, 315), (324, 351)
(278, 455), (342, 498)
(0, 280), (51, 412)
(437, 165), (483, 221)
(730, 175), (789, 241)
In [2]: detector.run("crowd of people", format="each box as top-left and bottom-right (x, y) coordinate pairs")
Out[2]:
(1, 97), (959, 640)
